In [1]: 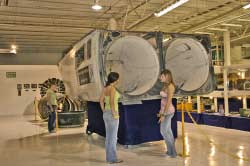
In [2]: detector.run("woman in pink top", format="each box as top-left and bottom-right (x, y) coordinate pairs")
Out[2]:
(158, 69), (177, 158)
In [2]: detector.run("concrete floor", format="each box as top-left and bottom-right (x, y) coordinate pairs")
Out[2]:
(0, 115), (250, 166)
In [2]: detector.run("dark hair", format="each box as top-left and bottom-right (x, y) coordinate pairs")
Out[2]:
(106, 72), (119, 87)
(50, 82), (57, 87)
(161, 69), (175, 86)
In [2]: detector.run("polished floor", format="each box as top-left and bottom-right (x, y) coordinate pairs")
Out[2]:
(0, 115), (249, 166)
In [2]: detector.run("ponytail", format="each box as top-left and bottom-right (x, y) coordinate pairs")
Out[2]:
(106, 80), (112, 87)
(105, 72), (119, 87)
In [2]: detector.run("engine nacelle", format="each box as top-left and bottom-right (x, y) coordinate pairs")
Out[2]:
(58, 30), (215, 104)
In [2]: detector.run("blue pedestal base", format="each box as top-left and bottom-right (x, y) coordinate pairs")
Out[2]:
(87, 99), (177, 145)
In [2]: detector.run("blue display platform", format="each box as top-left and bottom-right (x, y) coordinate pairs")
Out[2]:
(87, 99), (177, 145)
(176, 111), (250, 132)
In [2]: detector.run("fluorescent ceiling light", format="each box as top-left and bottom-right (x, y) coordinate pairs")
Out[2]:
(92, 0), (102, 10)
(10, 49), (17, 54)
(10, 45), (17, 54)
(154, 0), (189, 17)
(11, 45), (16, 49)
(207, 27), (228, 32)
(195, 31), (214, 35)
(221, 23), (242, 27)
(92, 4), (102, 10)
(243, 3), (250, 9)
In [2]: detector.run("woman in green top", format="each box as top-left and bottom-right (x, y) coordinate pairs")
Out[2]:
(100, 72), (123, 164)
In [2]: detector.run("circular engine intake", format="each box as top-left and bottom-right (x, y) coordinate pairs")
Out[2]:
(104, 36), (160, 96)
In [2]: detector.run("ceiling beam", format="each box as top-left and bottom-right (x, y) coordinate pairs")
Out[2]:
(0, 22), (97, 30)
(126, 1), (237, 31)
(15, 0), (113, 8)
(231, 31), (250, 42)
(0, 6), (111, 20)
(0, 35), (81, 40)
(0, 13), (108, 22)
(0, 27), (90, 34)
(0, 42), (71, 45)
(0, 40), (75, 44)
(0, 29), (84, 39)
(180, 5), (248, 33)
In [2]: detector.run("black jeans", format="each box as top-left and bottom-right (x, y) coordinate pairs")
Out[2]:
(48, 105), (57, 132)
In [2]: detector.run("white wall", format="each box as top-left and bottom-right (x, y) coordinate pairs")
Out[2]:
(0, 65), (61, 116)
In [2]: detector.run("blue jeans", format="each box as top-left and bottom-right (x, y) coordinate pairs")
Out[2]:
(103, 111), (119, 162)
(160, 113), (177, 157)
(48, 105), (57, 132)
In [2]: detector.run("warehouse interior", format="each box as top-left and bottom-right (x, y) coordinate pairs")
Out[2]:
(0, 0), (250, 166)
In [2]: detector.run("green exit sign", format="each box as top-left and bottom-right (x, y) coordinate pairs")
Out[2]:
(6, 72), (16, 78)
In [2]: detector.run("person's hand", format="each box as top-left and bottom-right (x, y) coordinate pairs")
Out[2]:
(157, 113), (161, 117)
(112, 112), (119, 120)
(113, 115), (119, 120)
(56, 109), (62, 112)
(158, 116), (165, 123)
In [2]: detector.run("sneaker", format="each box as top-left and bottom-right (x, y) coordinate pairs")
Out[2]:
(169, 155), (177, 158)
(49, 130), (56, 133)
(108, 159), (123, 164)
(166, 151), (177, 158)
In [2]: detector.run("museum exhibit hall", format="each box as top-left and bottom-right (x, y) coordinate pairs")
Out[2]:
(0, 0), (250, 166)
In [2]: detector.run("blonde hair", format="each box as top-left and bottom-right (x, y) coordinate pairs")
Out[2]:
(161, 69), (175, 87)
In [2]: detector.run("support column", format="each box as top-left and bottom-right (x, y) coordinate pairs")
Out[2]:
(188, 96), (192, 103)
(197, 96), (201, 113)
(223, 31), (231, 116)
(243, 96), (247, 109)
(223, 68), (229, 115)
(214, 97), (218, 112)
(216, 37), (220, 64)
(242, 72), (247, 109)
